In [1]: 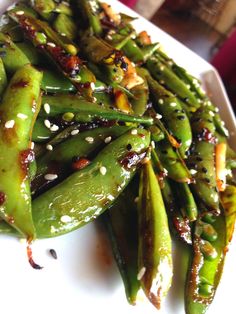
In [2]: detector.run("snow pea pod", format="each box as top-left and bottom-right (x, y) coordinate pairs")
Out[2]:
(32, 128), (150, 238)
(41, 69), (76, 93)
(16, 41), (41, 65)
(53, 13), (77, 40)
(185, 212), (226, 314)
(0, 32), (30, 74)
(0, 64), (43, 239)
(40, 94), (154, 125)
(0, 58), (7, 97)
(32, 0), (55, 20)
(138, 160), (172, 309)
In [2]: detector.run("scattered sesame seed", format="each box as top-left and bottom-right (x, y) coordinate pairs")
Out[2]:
(46, 144), (53, 151)
(209, 111), (215, 117)
(44, 119), (51, 129)
(158, 99), (164, 104)
(100, 166), (107, 175)
(215, 108), (219, 112)
(85, 136), (94, 143)
(17, 113), (28, 120)
(16, 10), (24, 15)
(104, 136), (112, 144)
(160, 80), (165, 84)
(134, 196), (139, 203)
(60, 215), (72, 223)
(71, 129), (79, 136)
(156, 113), (162, 119)
(50, 124), (59, 132)
(31, 142), (35, 150)
(5, 120), (15, 128)
(151, 140), (155, 149)
(160, 66), (164, 71)
(190, 169), (197, 175)
(186, 84), (191, 89)
(163, 168), (168, 175)
(60, 33), (67, 37)
(170, 102), (177, 107)
(47, 42), (56, 47)
(43, 103), (50, 114)
(107, 194), (114, 201)
(137, 267), (146, 280)
(90, 82), (95, 90)
(44, 174), (58, 181)
(131, 129), (138, 135)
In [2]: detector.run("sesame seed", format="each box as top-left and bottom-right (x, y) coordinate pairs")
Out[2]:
(31, 142), (35, 150)
(100, 166), (107, 175)
(104, 136), (112, 144)
(60, 215), (72, 223)
(190, 169), (197, 175)
(170, 102), (177, 107)
(46, 144), (53, 151)
(156, 113), (162, 119)
(209, 111), (215, 117)
(134, 196), (139, 203)
(44, 174), (58, 181)
(215, 108), (219, 112)
(158, 99), (164, 104)
(17, 113), (28, 120)
(160, 80), (165, 84)
(151, 140), (155, 149)
(85, 137), (94, 143)
(71, 129), (79, 136)
(47, 42), (56, 47)
(44, 119), (51, 129)
(90, 82), (95, 90)
(137, 267), (146, 280)
(107, 194), (114, 201)
(186, 84), (191, 89)
(160, 66), (164, 71)
(5, 120), (15, 128)
(50, 124), (59, 132)
(16, 10), (24, 15)
(131, 129), (138, 135)
(43, 103), (50, 114)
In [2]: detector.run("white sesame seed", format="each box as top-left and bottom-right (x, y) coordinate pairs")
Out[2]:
(17, 113), (28, 120)
(156, 113), (162, 119)
(134, 196), (139, 203)
(137, 267), (146, 280)
(43, 103), (50, 114)
(163, 168), (168, 175)
(209, 111), (215, 117)
(186, 84), (191, 89)
(50, 124), (59, 132)
(5, 120), (15, 128)
(107, 194), (114, 201)
(160, 66), (164, 71)
(100, 166), (107, 175)
(90, 82), (95, 90)
(47, 42), (56, 47)
(44, 119), (51, 129)
(151, 140), (155, 149)
(85, 136), (94, 143)
(44, 174), (58, 181)
(60, 33), (67, 37)
(170, 102), (177, 107)
(215, 108), (219, 112)
(131, 129), (138, 135)
(160, 80), (165, 84)
(190, 169), (197, 175)
(31, 142), (35, 150)
(104, 136), (112, 144)
(60, 215), (72, 223)
(158, 99), (164, 104)
(16, 10), (24, 15)
(46, 144), (53, 151)
(71, 129), (79, 136)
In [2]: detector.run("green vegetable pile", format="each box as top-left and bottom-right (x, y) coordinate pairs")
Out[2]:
(0, 1), (235, 313)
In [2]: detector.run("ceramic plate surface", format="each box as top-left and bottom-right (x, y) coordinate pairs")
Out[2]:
(0, 1), (235, 314)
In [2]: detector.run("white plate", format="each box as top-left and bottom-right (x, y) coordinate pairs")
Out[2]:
(0, 1), (236, 314)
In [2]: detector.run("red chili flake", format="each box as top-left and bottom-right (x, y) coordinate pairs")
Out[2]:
(72, 158), (90, 171)
(27, 243), (43, 270)
(0, 192), (6, 205)
(11, 80), (28, 89)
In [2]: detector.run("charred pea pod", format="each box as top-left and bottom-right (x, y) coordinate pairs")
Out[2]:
(143, 68), (192, 156)
(32, 118), (53, 143)
(31, 0), (56, 20)
(155, 139), (192, 183)
(0, 58), (7, 97)
(122, 39), (159, 63)
(41, 69), (76, 93)
(185, 213), (226, 314)
(32, 125), (132, 195)
(188, 141), (219, 212)
(32, 129), (150, 238)
(53, 14), (77, 40)
(146, 57), (200, 109)
(149, 125), (165, 143)
(129, 67), (149, 116)
(0, 32), (30, 74)
(9, 11), (96, 99)
(54, 1), (73, 16)
(162, 178), (192, 244)
(0, 64), (43, 239)
(16, 41), (41, 65)
(40, 94), (153, 125)
(113, 88), (133, 113)
(76, 0), (102, 36)
(105, 27), (135, 50)
(220, 185), (236, 245)
(81, 35), (125, 84)
(105, 178), (140, 305)
(138, 160), (172, 309)
(172, 182), (198, 222)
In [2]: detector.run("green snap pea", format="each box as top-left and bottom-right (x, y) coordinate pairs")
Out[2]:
(0, 58), (7, 97)
(0, 64), (42, 239)
(32, 118), (53, 143)
(16, 41), (41, 65)
(32, 128), (150, 238)
(41, 69), (76, 93)
(138, 160), (172, 309)
(31, 0), (56, 20)
(53, 14), (77, 40)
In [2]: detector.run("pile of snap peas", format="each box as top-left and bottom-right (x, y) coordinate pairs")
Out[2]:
(0, 0), (235, 313)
